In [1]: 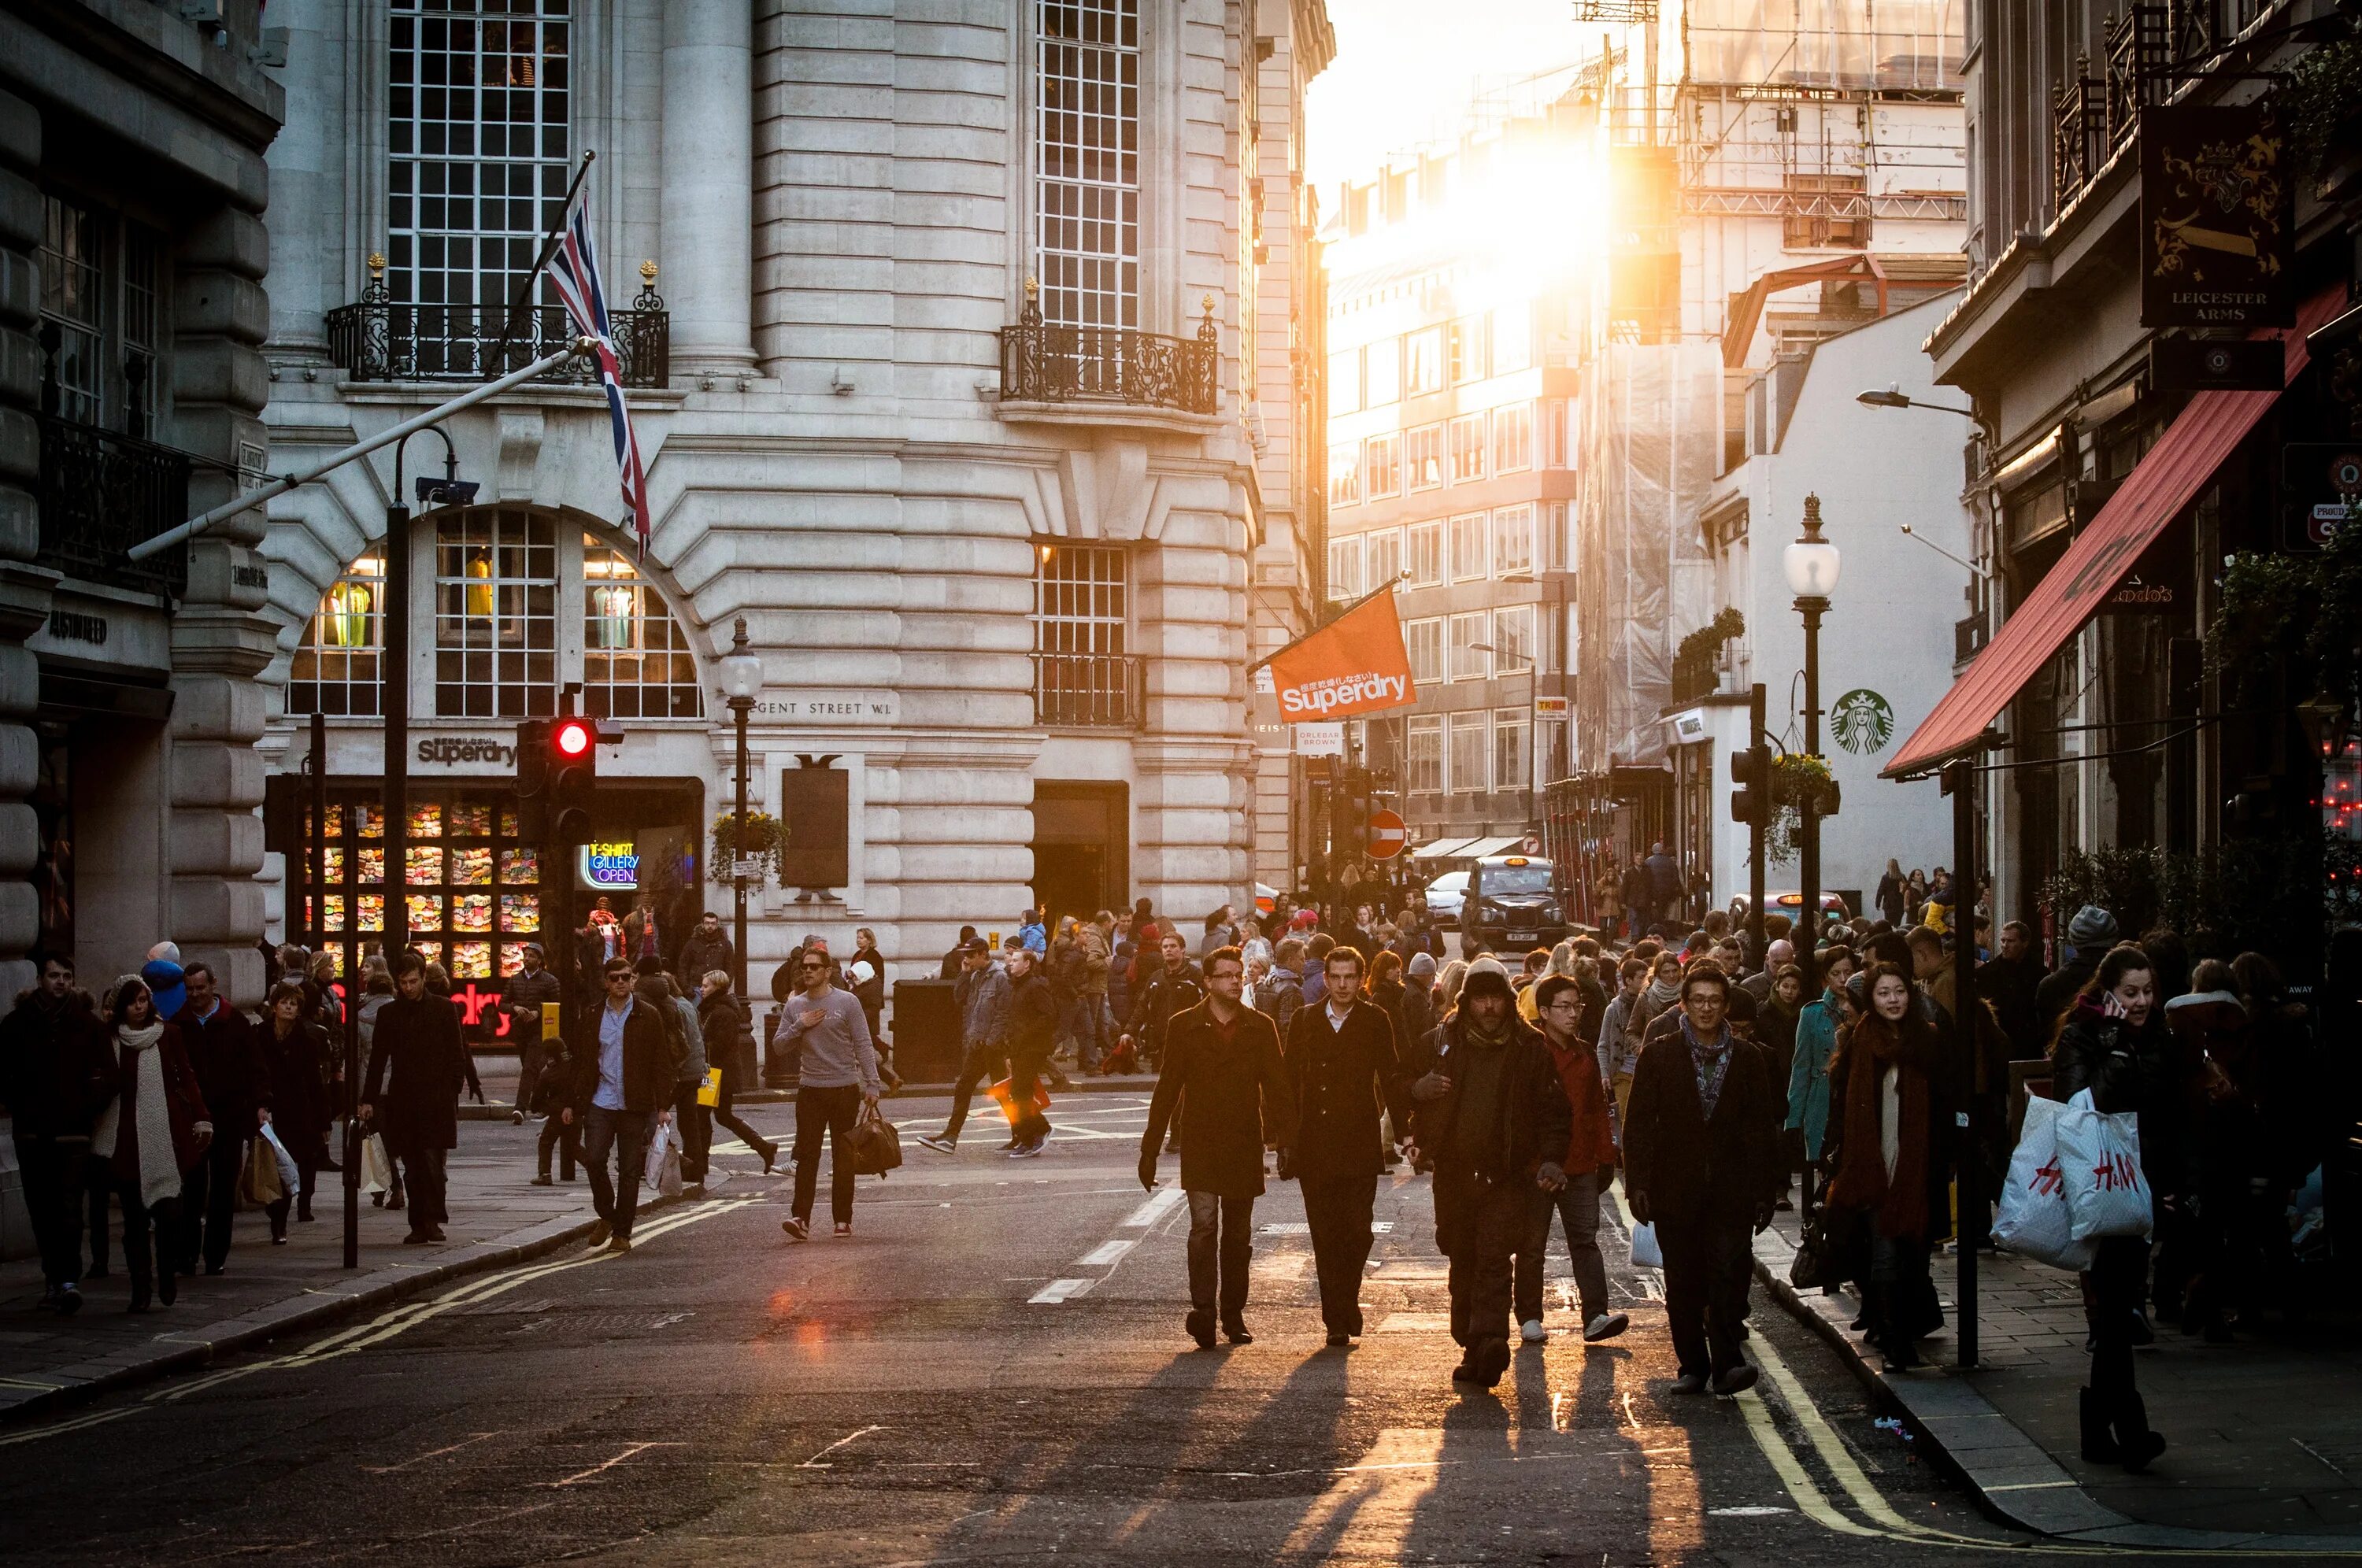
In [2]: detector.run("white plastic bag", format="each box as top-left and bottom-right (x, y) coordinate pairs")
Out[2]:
(2057, 1088), (2154, 1243)
(643, 1119), (684, 1198)
(259, 1122), (302, 1197)
(360, 1133), (394, 1196)
(1629, 1220), (1664, 1270)
(1992, 1095), (2096, 1270)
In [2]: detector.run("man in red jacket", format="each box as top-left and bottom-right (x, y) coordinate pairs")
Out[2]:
(1523, 975), (1628, 1346)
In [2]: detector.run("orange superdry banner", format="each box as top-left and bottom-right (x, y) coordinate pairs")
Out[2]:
(1264, 588), (1417, 722)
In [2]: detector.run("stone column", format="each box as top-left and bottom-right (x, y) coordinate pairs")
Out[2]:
(168, 203), (279, 1004)
(0, 91), (54, 998)
(662, 0), (757, 375)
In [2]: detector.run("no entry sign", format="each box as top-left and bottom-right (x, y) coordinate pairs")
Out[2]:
(1366, 809), (1408, 860)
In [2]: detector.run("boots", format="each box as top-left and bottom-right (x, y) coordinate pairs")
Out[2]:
(2110, 1391), (2167, 1472)
(2078, 1389), (2121, 1463)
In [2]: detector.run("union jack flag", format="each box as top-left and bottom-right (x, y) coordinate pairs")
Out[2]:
(546, 191), (651, 557)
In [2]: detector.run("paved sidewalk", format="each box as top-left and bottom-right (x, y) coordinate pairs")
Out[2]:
(0, 1107), (799, 1426)
(1753, 1207), (2362, 1548)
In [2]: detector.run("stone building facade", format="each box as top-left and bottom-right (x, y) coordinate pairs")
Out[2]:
(248, 0), (1327, 1011)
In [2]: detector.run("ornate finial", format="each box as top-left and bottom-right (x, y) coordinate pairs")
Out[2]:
(1024, 275), (1040, 298)
(1201, 293), (1215, 313)
(1801, 493), (1823, 533)
(1019, 274), (1042, 327)
(635, 260), (665, 312)
(640, 259), (658, 285)
(1198, 292), (1218, 345)
(368, 252), (386, 279)
(362, 250), (390, 305)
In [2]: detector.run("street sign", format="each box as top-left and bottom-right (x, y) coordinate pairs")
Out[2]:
(1366, 809), (1408, 860)
(733, 856), (765, 881)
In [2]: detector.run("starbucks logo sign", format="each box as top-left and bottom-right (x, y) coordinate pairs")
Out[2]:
(1831, 689), (1894, 756)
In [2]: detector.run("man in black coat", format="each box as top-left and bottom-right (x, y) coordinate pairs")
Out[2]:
(1409, 966), (1572, 1389)
(1122, 932), (1205, 1072)
(1002, 946), (1058, 1154)
(361, 952), (474, 1244)
(1623, 963), (1780, 1396)
(676, 912), (735, 992)
(173, 962), (268, 1275)
(0, 957), (115, 1311)
(561, 956), (679, 1252)
(1279, 945), (1409, 1347)
(2034, 904), (2118, 1043)
(504, 942), (565, 1133)
(1139, 946), (1298, 1348)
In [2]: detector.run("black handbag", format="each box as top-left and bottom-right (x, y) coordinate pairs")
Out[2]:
(1790, 1203), (1866, 1290)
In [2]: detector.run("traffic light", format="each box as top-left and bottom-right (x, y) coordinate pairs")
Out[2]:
(1337, 767), (1374, 856)
(515, 719), (552, 798)
(547, 714), (622, 844)
(1730, 744), (1769, 826)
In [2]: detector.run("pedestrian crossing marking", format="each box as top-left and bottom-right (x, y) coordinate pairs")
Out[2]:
(1118, 1185), (1187, 1228)
(1027, 1278), (1096, 1304)
(1076, 1239), (1135, 1267)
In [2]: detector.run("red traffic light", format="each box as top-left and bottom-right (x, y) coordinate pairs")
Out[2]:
(553, 719), (594, 757)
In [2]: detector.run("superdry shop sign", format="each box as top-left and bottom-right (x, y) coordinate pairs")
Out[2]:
(415, 736), (518, 767)
(2141, 102), (2294, 329)
(1259, 588), (1418, 722)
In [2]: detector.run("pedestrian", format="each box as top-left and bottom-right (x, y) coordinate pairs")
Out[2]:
(2034, 904), (2119, 1037)
(1526, 974), (1628, 1345)
(1622, 962), (1779, 1396)
(940, 925), (979, 980)
(698, 970), (779, 1174)
(622, 893), (664, 967)
(776, 943), (883, 1241)
(1278, 944), (1408, 1347)
(563, 957), (676, 1255)
(1001, 945), (1058, 1158)
(171, 962), (266, 1278)
(850, 926), (888, 1047)
(1200, 904), (1242, 957)
(1120, 931), (1205, 1074)
(1080, 912), (1116, 1070)
(0, 956), (116, 1312)
(92, 976), (209, 1311)
(355, 969), (404, 1208)
(360, 952), (474, 1244)
(1786, 943), (1856, 1174)
(1364, 949), (1412, 1067)
(1643, 841), (1682, 925)
(1760, 963), (1805, 1203)
(1741, 939), (1792, 1005)
(1300, 933), (1336, 1008)
(1401, 952), (1438, 1057)
(257, 981), (330, 1240)
(1875, 859), (1908, 927)
(1982, 919), (2045, 1060)
(639, 963), (711, 1191)
(1407, 965), (1571, 1389)
(1253, 937), (1307, 1037)
(1595, 956), (1649, 1143)
(2167, 960), (2257, 1342)
(676, 911), (735, 990)
(1823, 962), (1949, 1369)
(1017, 906), (1047, 955)
(918, 939), (1010, 1152)
(2050, 943), (2174, 1470)
(1239, 915), (1272, 971)
(1138, 945), (1298, 1348)
(505, 942), (563, 1128)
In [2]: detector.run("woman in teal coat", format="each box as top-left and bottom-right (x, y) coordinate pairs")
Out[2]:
(1786, 945), (1858, 1165)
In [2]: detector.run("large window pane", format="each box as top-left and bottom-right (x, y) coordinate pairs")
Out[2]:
(434, 508), (557, 718)
(1036, 0), (1139, 329)
(583, 537), (704, 719)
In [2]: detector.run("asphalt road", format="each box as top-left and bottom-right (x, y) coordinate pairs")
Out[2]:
(0, 1093), (2186, 1566)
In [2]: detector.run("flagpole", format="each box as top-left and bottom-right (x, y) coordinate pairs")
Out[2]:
(1248, 578), (1401, 674)
(487, 149), (598, 374)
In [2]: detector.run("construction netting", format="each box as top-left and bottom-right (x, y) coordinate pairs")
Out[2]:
(1684, 0), (1964, 93)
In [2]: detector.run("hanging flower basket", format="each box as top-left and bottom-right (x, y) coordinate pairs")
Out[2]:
(1764, 753), (1837, 867)
(709, 809), (784, 886)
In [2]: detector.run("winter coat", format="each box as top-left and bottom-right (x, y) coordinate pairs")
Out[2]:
(698, 989), (760, 1089)
(2033, 950), (2102, 1044)
(106, 1023), (210, 1184)
(362, 996), (471, 1153)
(566, 994), (679, 1117)
(1007, 967), (1059, 1062)
(1280, 996), (1408, 1181)
(1545, 1031), (1619, 1176)
(1414, 1010), (1572, 1193)
(1253, 964), (1304, 1037)
(1077, 926), (1112, 996)
(0, 990), (117, 1141)
(2051, 1000), (2186, 1198)
(504, 965), (564, 1037)
(955, 963), (1011, 1052)
(175, 999), (268, 1131)
(259, 1019), (332, 1148)
(1142, 1000), (1298, 1200)
(1623, 1025), (1781, 1230)
(1786, 991), (1843, 1161)
(1127, 961), (1205, 1054)
(676, 930), (735, 986)
(1048, 934), (1087, 1004)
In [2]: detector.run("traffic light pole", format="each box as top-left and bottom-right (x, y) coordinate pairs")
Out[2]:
(1747, 682), (1766, 963)
(383, 496), (409, 961)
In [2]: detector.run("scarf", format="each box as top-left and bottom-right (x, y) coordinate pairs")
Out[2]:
(1678, 1016), (1734, 1119)
(1638, 978), (1682, 1026)
(91, 1020), (182, 1213)
(1827, 1010), (1932, 1240)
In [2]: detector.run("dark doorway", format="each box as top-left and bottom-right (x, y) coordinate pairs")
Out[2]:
(1033, 782), (1127, 920)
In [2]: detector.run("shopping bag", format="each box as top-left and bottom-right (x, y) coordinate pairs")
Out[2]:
(360, 1133), (394, 1196)
(1628, 1220), (1664, 1270)
(2056, 1088), (2154, 1244)
(644, 1121), (684, 1198)
(846, 1102), (904, 1177)
(259, 1123), (302, 1198)
(695, 1067), (722, 1109)
(1992, 1094), (2096, 1270)
(237, 1133), (284, 1207)
(987, 1076), (1052, 1124)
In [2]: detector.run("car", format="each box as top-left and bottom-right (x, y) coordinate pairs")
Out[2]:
(1424, 870), (1468, 927)
(1730, 890), (1851, 919)
(1459, 855), (1572, 958)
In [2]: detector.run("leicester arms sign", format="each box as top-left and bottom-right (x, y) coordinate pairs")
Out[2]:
(2141, 101), (2293, 330)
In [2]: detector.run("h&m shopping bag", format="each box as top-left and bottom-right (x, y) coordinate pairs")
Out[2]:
(1992, 1093), (2096, 1270)
(1628, 1220), (1664, 1271)
(2056, 1088), (2154, 1244)
(643, 1119), (684, 1198)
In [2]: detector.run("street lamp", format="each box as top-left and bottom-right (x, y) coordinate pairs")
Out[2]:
(1783, 494), (1840, 982)
(1855, 384), (1978, 418)
(717, 618), (764, 999)
(1471, 641), (1538, 831)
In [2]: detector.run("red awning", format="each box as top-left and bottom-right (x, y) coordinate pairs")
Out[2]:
(1883, 286), (2347, 780)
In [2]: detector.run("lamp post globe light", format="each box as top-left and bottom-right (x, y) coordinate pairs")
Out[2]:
(718, 618), (764, 997)
(1783, 495), (1839, 982)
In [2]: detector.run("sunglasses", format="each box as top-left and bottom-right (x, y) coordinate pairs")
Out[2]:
(606, 972), (635, 984)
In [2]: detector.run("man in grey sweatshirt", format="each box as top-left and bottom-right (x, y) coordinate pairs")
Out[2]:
(776, 949), (882, 1240)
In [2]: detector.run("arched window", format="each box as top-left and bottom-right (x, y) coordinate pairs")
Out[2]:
(288, 512), (703, 719)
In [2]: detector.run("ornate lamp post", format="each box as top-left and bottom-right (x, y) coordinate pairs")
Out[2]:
(717, 619), (764, 999)
(1783, 495), (1841, 980)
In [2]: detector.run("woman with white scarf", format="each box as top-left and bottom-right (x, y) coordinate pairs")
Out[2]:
(90, 976), (210, 1312)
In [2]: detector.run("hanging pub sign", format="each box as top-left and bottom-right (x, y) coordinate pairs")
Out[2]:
(2140, 102), (2293, 329)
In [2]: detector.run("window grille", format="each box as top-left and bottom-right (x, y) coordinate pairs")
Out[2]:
(1408, 520), (1442, 586)
(290, 553), (387, 718)
(1448, 612), (1489, 680)
(1405, 423), (1443, 490)
(1364, 433), (1401, 498)
(1449, 413), (1486, 483)
(1492, 504), (1535, 576)
(1449, 514), (1487, 582)
(1405, 617), (1442, 684)
(1449, 712), (1486, 793)
(1326, 535), (1363, 601)
(1494, 708), (1530, 794)
(1035, 0), (1139, 329)
(434, 508), (557, 718)
(1494, 403), (1534, 472)
(1405, 327), (1445, 394)
(1492, 604), (1534, 668)
(1408, 715), (1443, 795)
(583, 538), (704, 719)
(1367, 527), (1403, 588)
(1033, 542), (1137, 727)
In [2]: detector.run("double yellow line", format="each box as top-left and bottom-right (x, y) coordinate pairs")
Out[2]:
(1, 1199), (753, 1449)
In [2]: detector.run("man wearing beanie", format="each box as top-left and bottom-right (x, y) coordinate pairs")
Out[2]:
(1409, 965), (1571, 1389)
(2035, 905), (2119, 1040)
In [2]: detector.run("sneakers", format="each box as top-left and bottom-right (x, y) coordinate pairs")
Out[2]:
(833, 1222), (853, 1238)
(916, 1134), (957, 1155)
(1710, 1365), (1760, 1397)
(1520, 1318), (1547, 1344)
(1009, 1139), (1045, 1159)
(782, 1216), (811, 1242)
(1583, 1311), (1631, 1344)
(587, 1219), (613, 1249)
(509, 1110), (525, 1126)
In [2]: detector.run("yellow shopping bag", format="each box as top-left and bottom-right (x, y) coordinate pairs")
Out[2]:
(695, 1067), (721, 1108)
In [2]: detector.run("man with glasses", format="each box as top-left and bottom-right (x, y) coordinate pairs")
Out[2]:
(776, 945), (882, 1240)
(561, 958), (674, 1255)
(1523, 975), (1628, 1347)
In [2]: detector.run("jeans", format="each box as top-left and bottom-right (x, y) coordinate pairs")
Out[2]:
(713, 1063), (776, 1163)
(1005, 1044), (1050, 1147)
(176, 1133), (245, 1272)
(675, 1080), (712, 1184)
(1066, 996), (1109, 1072)
(1186, 1189), (1255, 1324)
(110, 1178), (171, 1304)
(1302, 1173), (1377, 1335)
(1658, 1218), (1753, 1378)
(942, 1040), (1003, 1142)
(583, 1107), (653, 1240)
(1439, 1177), (1524, 1352)
(13, 1137), (87, 1288)
(1519, 1167), (1612, 1324)
(538, 1113), (581, 1179)
(793, 1085), (862, 1225)
(2086, 1234), (2150, 1399)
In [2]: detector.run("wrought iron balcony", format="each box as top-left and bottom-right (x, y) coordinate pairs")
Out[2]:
(2052, 6), (2171, 213)
(326, 257), (668, 389)
(1034, 651), (1144, 728)
(999, 294), (1218, 416)
(37, 414), (190, 597)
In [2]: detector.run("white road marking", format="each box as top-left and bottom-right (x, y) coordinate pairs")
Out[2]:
(1118, 1185), (1187, 1228)
(361, 1429), (507, 1474)
(798, 1425), (883, 1469)
(1076, 1238), (1136, 1267)
(1028, 1278), (1096, 1304)
(546, 1440), (681, 1488)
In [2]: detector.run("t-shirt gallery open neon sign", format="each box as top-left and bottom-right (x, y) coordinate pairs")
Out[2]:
(581, 841), (639, 890)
